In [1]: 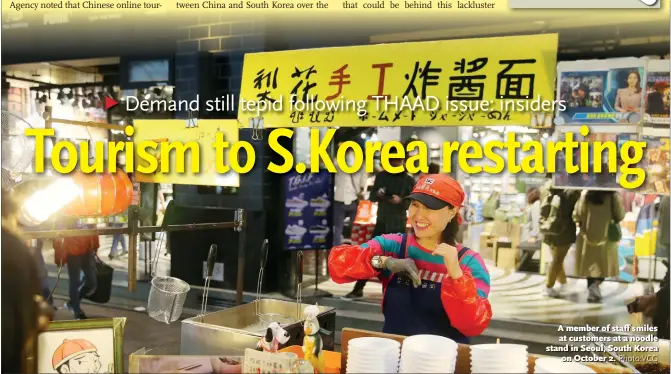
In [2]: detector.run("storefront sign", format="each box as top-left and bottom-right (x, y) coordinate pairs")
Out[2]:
(282, 170), (333, 250)
(133, 119), (239, 187)
(238, 34), (558, 127)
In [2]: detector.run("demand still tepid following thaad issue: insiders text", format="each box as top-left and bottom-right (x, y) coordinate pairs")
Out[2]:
(123, 93), (566, 116)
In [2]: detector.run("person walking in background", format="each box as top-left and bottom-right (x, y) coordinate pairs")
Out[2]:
(540, 177), (580, 298)
(343, 156), (415, 299)
(333, 147), (368, 247)
(108, 212), (128, 260)
(573, 190), (625, 302)
(521, 188), (542, 244)
(54, 219), (100, 320)
(110, 170), (130, 259)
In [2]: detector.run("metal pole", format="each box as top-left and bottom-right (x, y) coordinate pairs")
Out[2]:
(128, 207), (138, 292)
(235, 209), (246, 306)
(20, 222), (238, 239)
(18, 215), (240, 292)
(314, 249), (319, 294)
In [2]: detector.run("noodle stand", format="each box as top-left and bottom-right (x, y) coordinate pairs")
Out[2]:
(181, 300), (336, 355)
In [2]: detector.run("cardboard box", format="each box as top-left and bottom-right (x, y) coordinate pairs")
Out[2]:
(479, 232), (497, 261)
(491, 222), (521, 248)
(495, 239), (519, 270)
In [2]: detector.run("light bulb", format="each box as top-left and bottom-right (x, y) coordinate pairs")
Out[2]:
(20, 178), (81, 226)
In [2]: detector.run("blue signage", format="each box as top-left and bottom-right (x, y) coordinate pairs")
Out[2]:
(282, 170), (333, 250)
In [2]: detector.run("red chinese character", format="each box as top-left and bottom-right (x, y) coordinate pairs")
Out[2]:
(367, 63), (393, 100)
(326, 64), (351, 100)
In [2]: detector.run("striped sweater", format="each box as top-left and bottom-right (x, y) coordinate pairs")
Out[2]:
(366, 234), (490, 298)
(328, 233), (493, 336)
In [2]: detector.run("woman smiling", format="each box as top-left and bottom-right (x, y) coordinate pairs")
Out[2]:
(328, 174), (492, 342)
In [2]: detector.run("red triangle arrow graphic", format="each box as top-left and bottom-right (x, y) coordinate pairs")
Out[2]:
(105, 96), (119, 110)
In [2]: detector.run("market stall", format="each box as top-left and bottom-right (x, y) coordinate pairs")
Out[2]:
(127, 320), (671, 374)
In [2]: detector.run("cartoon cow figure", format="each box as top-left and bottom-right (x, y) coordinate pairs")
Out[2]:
(257, 322), (290, 354)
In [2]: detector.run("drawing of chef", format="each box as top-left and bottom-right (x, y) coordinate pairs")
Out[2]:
(52, 339), (103, 373)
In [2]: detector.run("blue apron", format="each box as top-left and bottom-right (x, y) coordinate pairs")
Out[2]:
(382, 234), (470, 343)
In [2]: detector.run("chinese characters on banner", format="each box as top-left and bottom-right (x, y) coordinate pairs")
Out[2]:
(238, 34), (559, 127)
(133, 119), (240, 187)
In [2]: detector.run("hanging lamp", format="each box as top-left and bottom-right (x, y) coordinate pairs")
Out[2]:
(64, 171), (132, 217)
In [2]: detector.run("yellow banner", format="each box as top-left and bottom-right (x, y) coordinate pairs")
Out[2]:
(238, 34), (558, 128)
(133, 119), (240, 187)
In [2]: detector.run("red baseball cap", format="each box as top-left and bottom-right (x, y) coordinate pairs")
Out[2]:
(405, 174), (465, 219)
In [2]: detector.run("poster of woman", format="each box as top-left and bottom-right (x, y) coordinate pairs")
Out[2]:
(555, 58), (647, 125)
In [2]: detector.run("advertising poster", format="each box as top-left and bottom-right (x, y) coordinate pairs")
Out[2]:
(638, 136), (670, 195)
(555, 58), (646, 125)
(553, 132), (635, 190)
(644, 60), (670, 127)
(282, 170), (333, 250)
(239, 34), (558, 128)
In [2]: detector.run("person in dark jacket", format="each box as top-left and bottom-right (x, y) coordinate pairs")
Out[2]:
(647, 81), (669, 116)
(540, 179), (580, 297)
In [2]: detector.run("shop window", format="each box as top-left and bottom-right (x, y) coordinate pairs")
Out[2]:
(129, 60), (170, 83)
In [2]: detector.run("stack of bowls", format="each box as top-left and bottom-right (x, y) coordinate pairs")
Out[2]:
(470, 344), (528, 373)
(399, 335), (458, 373)
(534, 357), (596, 373)
(346, 337), (401, 373)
